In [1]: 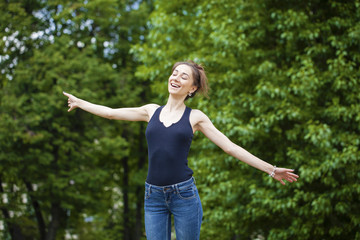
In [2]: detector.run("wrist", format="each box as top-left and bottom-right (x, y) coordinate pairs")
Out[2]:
(269, 165), (277, 178)
(75, 97), (83, 107)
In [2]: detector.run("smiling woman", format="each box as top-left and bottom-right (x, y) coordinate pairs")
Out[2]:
(63, 60), (298, 240)
(170, 61), (209, 101)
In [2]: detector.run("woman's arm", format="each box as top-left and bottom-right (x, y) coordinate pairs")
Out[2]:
(63, 91), (158, 122)
(191, 110), (299, 185)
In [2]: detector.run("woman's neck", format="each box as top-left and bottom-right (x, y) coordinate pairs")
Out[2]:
(165, 94), (186, 111)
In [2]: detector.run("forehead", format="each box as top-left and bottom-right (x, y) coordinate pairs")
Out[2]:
(174, 64), (193, 75)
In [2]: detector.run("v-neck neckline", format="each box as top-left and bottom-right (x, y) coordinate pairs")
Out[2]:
(159, 105), (187, 128)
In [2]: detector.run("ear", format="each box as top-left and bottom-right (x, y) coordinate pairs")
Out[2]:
(190, 85), (198, 94)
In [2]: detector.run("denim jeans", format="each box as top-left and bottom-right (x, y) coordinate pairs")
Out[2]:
(144, 177), (203, 240)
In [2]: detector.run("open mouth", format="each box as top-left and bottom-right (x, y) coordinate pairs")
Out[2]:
(170, 83), (180, 88)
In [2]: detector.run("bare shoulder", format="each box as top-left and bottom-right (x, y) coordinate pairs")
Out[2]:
(190, 109), (211, 132)
(142, 103), (160, 121)
(142, 103), (160, 111)
(190, 109), (208, 120)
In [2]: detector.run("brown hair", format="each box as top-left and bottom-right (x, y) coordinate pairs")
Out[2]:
(172, 60), (209, 101)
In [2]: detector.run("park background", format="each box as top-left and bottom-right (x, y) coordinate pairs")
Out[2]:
(0, 0), (359, 239)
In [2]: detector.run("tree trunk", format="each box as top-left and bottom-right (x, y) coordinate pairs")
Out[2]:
(24, 180), (46, 240)
(45, 203), (61, 240)
(122, 156), (130, 240)
(135, 123), (146, 240)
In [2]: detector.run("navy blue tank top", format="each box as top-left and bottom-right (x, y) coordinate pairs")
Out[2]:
(145, 106), (194, 186)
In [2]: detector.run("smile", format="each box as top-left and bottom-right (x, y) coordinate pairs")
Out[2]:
(170, 83), (180, 88)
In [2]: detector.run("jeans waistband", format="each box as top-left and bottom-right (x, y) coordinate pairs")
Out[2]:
(145, 177), (195, 193)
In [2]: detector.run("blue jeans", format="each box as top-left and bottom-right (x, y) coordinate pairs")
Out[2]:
(144, 177), (203, 240)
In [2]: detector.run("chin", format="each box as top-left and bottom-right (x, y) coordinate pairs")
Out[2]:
(168, 87), (179, 94)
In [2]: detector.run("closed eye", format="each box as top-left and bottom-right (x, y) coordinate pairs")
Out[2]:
(172, 70), (189, 80)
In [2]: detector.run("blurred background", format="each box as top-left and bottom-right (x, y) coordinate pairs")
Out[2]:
(0, 0), (359, 239)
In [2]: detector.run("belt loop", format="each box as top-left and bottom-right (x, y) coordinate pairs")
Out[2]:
(193, 176), (196, 185)
(174, 184), (179, 194)
(149, 185), (152, 194)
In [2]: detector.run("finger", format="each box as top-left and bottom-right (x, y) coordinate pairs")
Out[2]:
(289, 176), (298, 182)
(63, 91), (71, 97)
(289, 174), (298, 179)
(280, 180), (285, 185)
(289, 173), (299, 178)
(286, 178), (294, 183)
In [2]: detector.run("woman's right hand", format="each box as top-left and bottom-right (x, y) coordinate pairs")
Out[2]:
(63, 91), (79, 112)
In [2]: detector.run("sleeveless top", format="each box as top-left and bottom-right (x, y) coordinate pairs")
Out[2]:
(145, 105), (194, 186)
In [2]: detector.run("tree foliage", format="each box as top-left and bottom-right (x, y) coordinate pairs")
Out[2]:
(2, 0), (360, 239)
(1, 0), (152, 239)
(132, 0), (360, 239)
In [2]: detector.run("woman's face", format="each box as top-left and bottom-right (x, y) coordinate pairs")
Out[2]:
(168, 64), (197, 98)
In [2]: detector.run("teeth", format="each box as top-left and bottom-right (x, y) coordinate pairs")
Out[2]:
(171, 83), (180, 88)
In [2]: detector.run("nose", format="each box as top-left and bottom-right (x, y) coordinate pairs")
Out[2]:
(171, 76), (180, 83)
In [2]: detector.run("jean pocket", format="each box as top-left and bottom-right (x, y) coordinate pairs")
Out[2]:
(178, 186), (196, 199)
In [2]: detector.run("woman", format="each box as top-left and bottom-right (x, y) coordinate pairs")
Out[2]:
(63, 60), (299, 240)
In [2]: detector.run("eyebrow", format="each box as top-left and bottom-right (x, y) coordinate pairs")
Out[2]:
(173, 69), (190, 77)
(182, 72), (190, 77)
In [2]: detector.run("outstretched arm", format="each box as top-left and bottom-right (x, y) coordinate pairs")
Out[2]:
(191, 110), (299, 185)
(63, 91), (158, 122)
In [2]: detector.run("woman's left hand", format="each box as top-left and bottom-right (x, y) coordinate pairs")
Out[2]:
(272, 168), (299, 185)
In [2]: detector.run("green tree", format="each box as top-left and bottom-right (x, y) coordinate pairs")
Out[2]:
(132, 0), (360, 239)
(1, 0), (153, 239)
(0, 0), (44, 88)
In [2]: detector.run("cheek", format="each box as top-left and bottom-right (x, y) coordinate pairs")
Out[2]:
(188, 79), (196, 88)
(182, 80), (192, 88)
